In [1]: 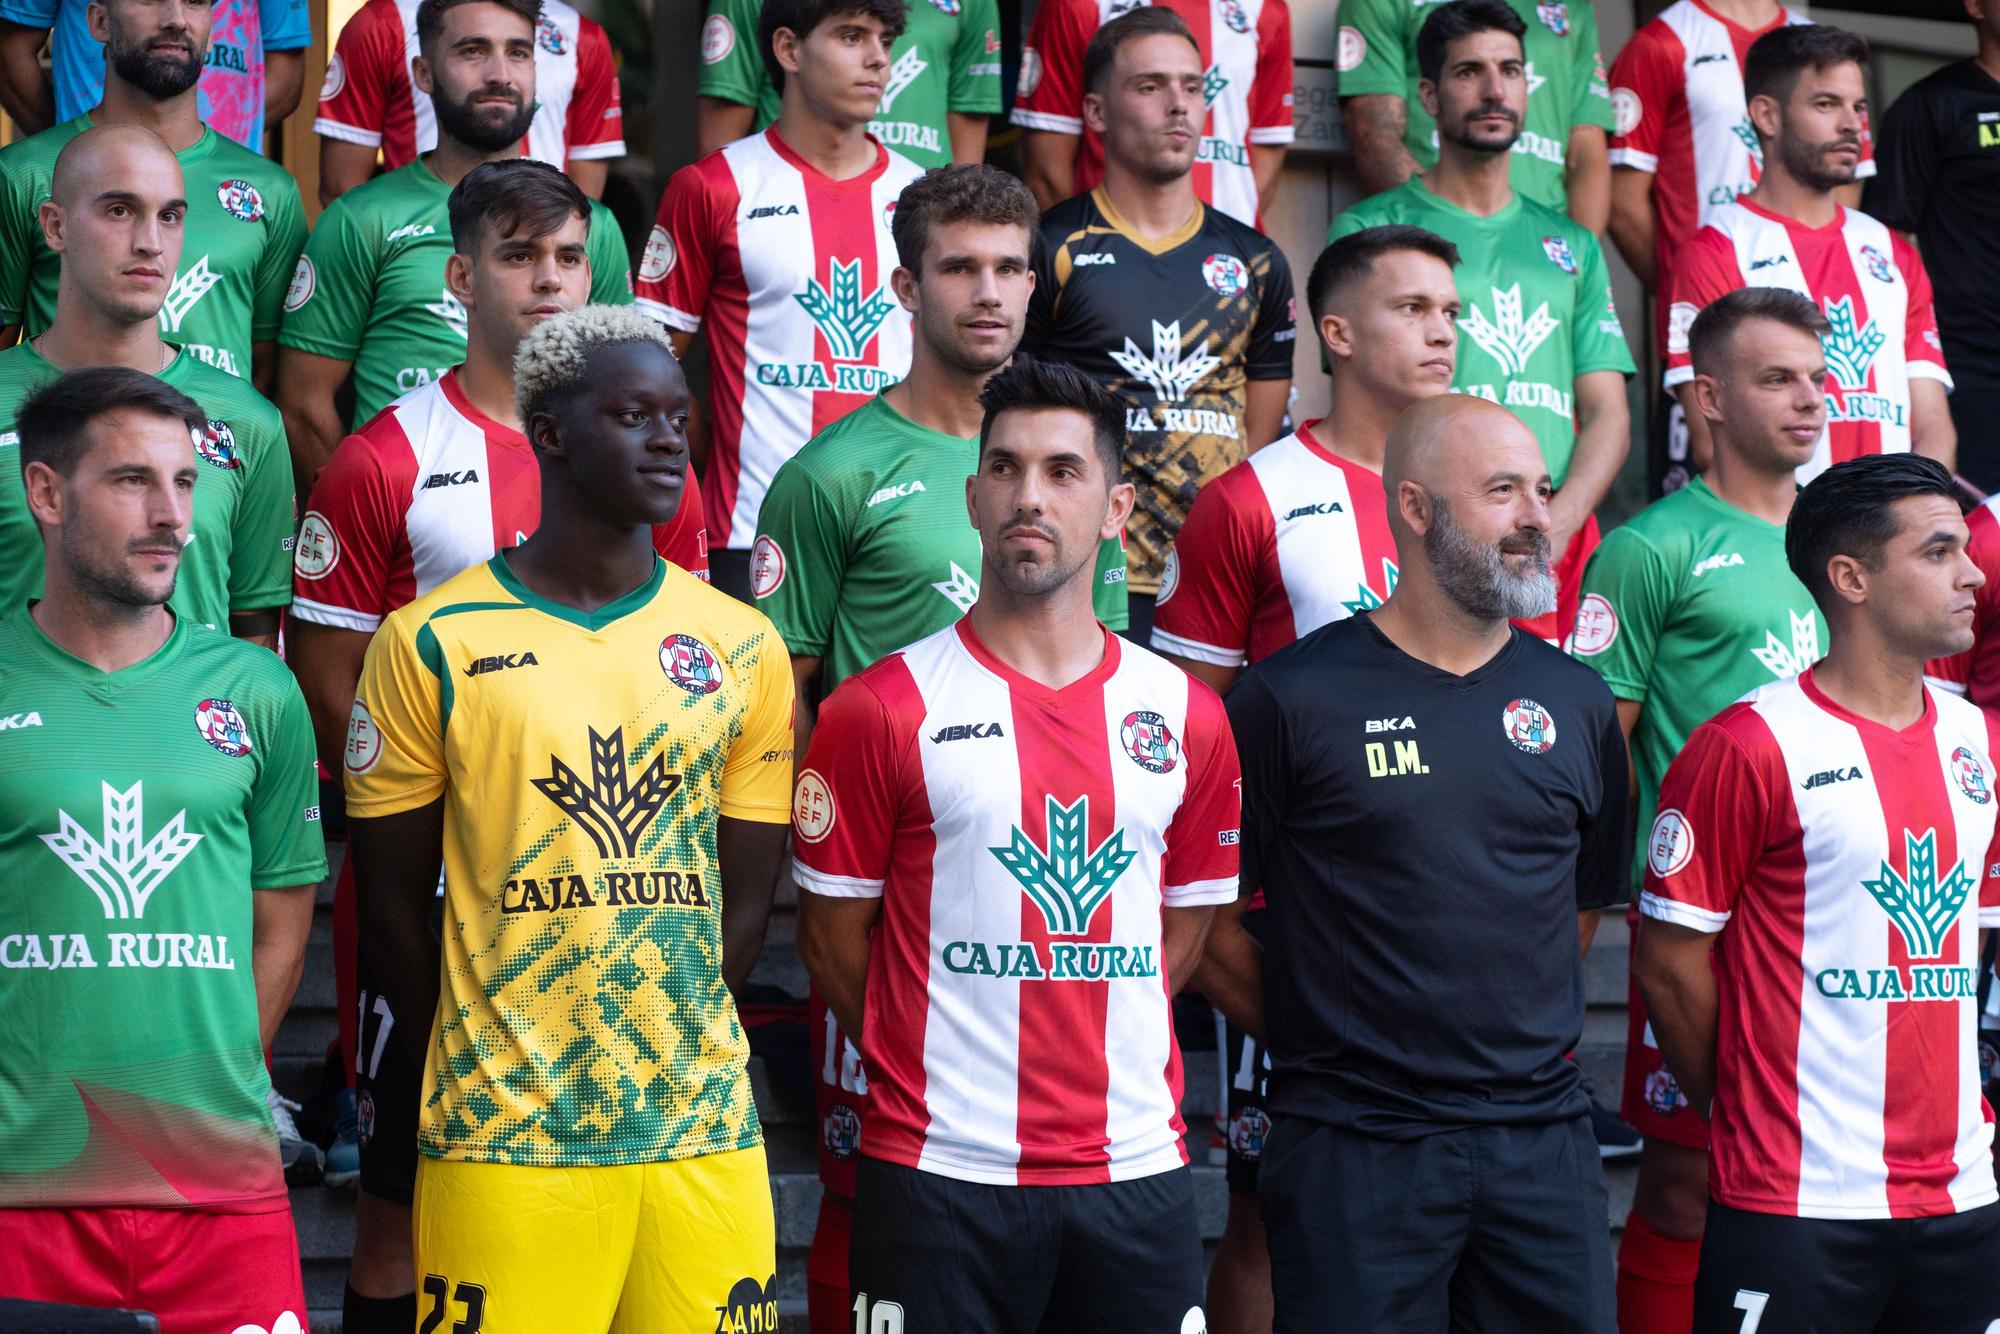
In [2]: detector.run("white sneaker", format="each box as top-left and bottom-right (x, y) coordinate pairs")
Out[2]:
(267, 1086), (325, 1186)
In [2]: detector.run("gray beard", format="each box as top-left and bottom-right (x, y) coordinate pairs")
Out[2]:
(1426, 498), (1556, 622)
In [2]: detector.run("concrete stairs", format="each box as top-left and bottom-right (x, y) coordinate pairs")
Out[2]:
(276, 841), (1639, 1332)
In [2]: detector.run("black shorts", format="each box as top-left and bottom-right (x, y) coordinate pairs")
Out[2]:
(354, 899), (444, 1205)
(848, 1158), (1204, 1333)
(1694, 1200), (2000, 1333)
(1222, 1019), (1271, 1193)
(1260, 1114), (1613, 1333)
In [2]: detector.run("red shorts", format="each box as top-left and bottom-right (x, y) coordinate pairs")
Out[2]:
(807, 1192), (853, 1334)
(1619, 906), (1710, 1151)
(0, 1204), (307, 1333)
(1515, 512), (1601, 646)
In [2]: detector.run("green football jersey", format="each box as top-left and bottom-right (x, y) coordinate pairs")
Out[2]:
(1571, 477), (1825, 891)
(0, 115), (308, 382)
(0, 343), (295, 627)
(0, 608), (326, 1210)
(752, 393), (1128, 688)
(1334, 0), (1613, 214)
(277, 157), (635, 427)
(1329, 177), (1634, 485)
(697, 0), (1001, 169)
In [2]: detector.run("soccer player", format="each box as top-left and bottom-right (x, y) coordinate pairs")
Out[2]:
(793, 355), (1239, 1331)
(1571, 288), (1830, 1334)
(640, 0), (923, 598)
(289, 161), (707, 1334)
(0, 0), (309, 150)
(315, 0), (626, 205)
(1330, 0), (1634, 646)
(1862, 0), (2000, 493)
(0, 0), (307, 386)
(347, 306), (793, 1331)
(1665, 24), (1954, 481)
(0, 366), (325, 1332)
(1011, 0), (1294, 228)
(1205, 393), (1628, 1332)
(694, 0), (999, 167)
(279, 0), (634, 478)
(0, 126), (293, 647)
(1020, 6), (1293, 645)
(1338, 0), (1613, 228)
(1637, 452), (2000, 1331)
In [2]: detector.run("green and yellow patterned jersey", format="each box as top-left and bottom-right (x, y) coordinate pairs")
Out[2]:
(345, 552), (795, 1167)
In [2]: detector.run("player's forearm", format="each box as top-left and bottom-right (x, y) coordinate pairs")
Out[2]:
(1192, 904), (1264, 1039)
(280, 391), (347, 485)
(1250, 145), (1286, 214)
(1550, 377), (1630, 538)
(264, 50), (304, 131)
(1341, 96), (1419, 197)
(947, 112), (989, 165)
(1244, 378), (1291, 455)
(718, 815), (787, 993)
(798, 895), (874, 1040)
(251, 885), (316, 1051)
(1564, 127), (1610, 235)
(1607, 172), (1657, 287)
(350, 808), (446, 1064)
(0, 28), (53, 134)
(1020, 131), (1080, 213)
(696, 96), (759, 159)
(1633, 927), (1719, 1114)
(1912, 380), (1957, 471)
(567, 158), (608, 199)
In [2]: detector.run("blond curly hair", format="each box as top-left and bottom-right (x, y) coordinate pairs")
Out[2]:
(513, 305), (679, 425)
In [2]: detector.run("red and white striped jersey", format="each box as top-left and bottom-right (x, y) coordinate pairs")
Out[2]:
(1150, 423), (1396, 668)
(1663, 199), (1950, 481)
(1642, 670), (2000, 1220)
(793, 620), (1241, 1185)
(1927, 497), (2000, 708)
(639, 130), (922, 549)
(291, 371), (708, 631)
(1010, 0), (1295, 229)
(314, 0), (625, 172)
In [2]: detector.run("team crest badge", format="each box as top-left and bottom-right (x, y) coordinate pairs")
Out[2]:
(1537, 1), (1569, 35)
(929, 0), (961, 13)
(1501, 698), (1556, 755)
(536, 16), (567, 52)
(196, 419), (242, 469)
(1859, 243), (1896, 285)
(195, 698), (254, 757)
(1218, 0), (1251, 34)
(750, 535), (786, 598)
(1541, 236), (1577, 274)
(822, 1104), (861, 1160)
(1227, 1105), (1271, 1161)
(660, 634), (723, 694)
(1202, 253), (1250, 297)
(1644, 1068), (1685, 1117)
(1121, 710), (1181, 774)
(217, 178), (264, 222)
(1648, 809), (1692, 878)
(1953, 746), (1991, 805)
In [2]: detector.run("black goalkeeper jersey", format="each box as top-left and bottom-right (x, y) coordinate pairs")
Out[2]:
(1229, 614), (1629, 1136)
(1022, 188), (1295, 597)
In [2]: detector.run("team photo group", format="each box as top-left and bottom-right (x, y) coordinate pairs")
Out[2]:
(0, 0), (1996, 1327)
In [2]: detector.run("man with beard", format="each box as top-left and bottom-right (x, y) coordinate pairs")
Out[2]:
(1330, 0), (1633, 648)
(1665, 24), (1954, 481)
(278, 0), (634, 480)
(1201, 393), (1628, 1332)
(752, 164), (1125, 1334)
(0, 0), (307, 387)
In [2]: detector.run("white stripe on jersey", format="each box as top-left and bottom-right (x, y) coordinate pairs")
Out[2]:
(1249, 438), (1375, 643)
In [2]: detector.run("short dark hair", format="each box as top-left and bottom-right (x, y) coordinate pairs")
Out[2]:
(891, 165), (1038, 271)
(449, 159), (591, 257)
(1743, 24), (1869, 114)
(17, 367), (204, 480)
(1082, 6), (1199, 97)
(977, 354), (1124, 481)
(1307, 225), (1461, 332)
(1687, 287), (1831, 378)
(415, 0), (541, 56)
(759, 0), (907, 94)
(1785, 453), (1956, 611)
(1416, 0), (1526, 85)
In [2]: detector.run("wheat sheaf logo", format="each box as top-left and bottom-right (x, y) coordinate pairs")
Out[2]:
(1862, 828), (1975, 960)
(990, 795), (1136, 936)
(42, 782), (203, 920)
(531, 726), (682, 859)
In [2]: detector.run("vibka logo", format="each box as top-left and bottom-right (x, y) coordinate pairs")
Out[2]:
(1461, 285), (1559, 377)
(1751, 609), (1821, 680)
(877, 46), (927, 114)
(1111, 320), (1221, 403)
(157, 255), (221, 334)
(531, 726), (682, 859)
(42, 782), (201, 920)
(794, 258), (897, 361)
(991, 795), (1135, 936)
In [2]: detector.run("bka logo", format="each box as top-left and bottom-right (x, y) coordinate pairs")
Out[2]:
(1823, 296), (1885, 392)
(1111, 320), (1221, 403)
(1461, 285), (1559, 377)
(421, 469), (479, 489)
(713, 1275), (778, 1334)
(1691, 52), (1727, 66)
(1341, 558), (1399, 616)
(933, 560), (979, 612)
(1074, 252), (1116, 266)
(745, 204), (800, 220)
(879, 46), (927, 114)
(1752, 609), (1821, 680)
(1203, 63), (1229, 105)
(867, 478), (926, 507)
(795, 258), (897, 361)
(1283, 500), (1344, 520)
(1748, 253), (1789, 271)
(0, 712), (42, 730)
(158, 255), (222, 333)
(1802, 766), (1861, 790)
(531, 726), (682, 859)
(464, 651), (538, 676)
(991, 795), (1136, 935)
(1122, 710), (1180, 773)
(931, 722), (1005, 743)
(1692, 551), (1744, 577)
(1863, 828), (1975, 959)
(42, 782), (202, 920)
(385, 221), (436, 242)
(661, 634), (724, 694)
(1364, 716), (1414, 733)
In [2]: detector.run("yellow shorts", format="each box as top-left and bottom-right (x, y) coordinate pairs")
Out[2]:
(412, 1145), (777, 1333)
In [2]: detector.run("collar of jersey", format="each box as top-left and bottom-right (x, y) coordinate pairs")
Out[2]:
(1292, 421), (1382, 481)
(1732, 193), (1845, 237)
(1404, 175), (1522, 229)
(439, 370), (525, 446)
(1353, 611), (1520, 688)
(864, 391), (974, 446)
(1797, 666), (1938, 746)
(1684, 475), (1784, 534)
(485, 551), (667, 631)
(764, 126), (890, 192)
(952, 616), (1121, 706)
(1688, 0), (1793, 43)
(10, 603), (186, 693)
(78, 111), (215, 164)
(1088, 187), (1205, 256)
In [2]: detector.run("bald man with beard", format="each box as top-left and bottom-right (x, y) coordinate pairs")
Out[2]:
(1201, 395), (1630, 1333)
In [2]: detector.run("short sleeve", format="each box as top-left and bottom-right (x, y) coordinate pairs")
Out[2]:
(636, 163), (724, 331)
(1575, 697), (1630, 911)
(1224, 669), (1288, 902)
(565, 19), (627, 159)
(1335, 0), (1407, 101)
(1895, 232), (1951, 387)
(1660, 228), (1744, 388)
(1010, 0), (1091, 135)
(1090, 531), (1129, 631)
(1245, 244), (1297, 381)
(0, 147), (40, 325)
(292, 433), (403, 632)
(753, 460), (847, 659)
(0, 0), (57, 27)
(586, 203), (635, 304)
(315, 0), (399, 145)
(1569, 4), (1615, 131)
(252, 174), (309, 342)
(792, 675), (905, 898)
(1150, 473), (1261, 668)
(1639, 718), (1771, 932)
(697, 0), (770, 107)
(949, 0), (1003, 115)
(1607, 24), (1678, 173)
(344, 610), (447, 817)
(1860, 87), (1940, 233)
(262, 0), (312, 52)
(1161, 682), (1242, 905)
(225, 395), (296, 611)
(718, 619), (797, 823)
(1247, 0), (1296, 143)
(1573, 233), (1636, 376)
(1325, 202), (1369, 245)
(1571, 524), (1672, 702)
(248, 673), (330, 888)
(649, 468), (710, 578)
(277, 201), (378, 360)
